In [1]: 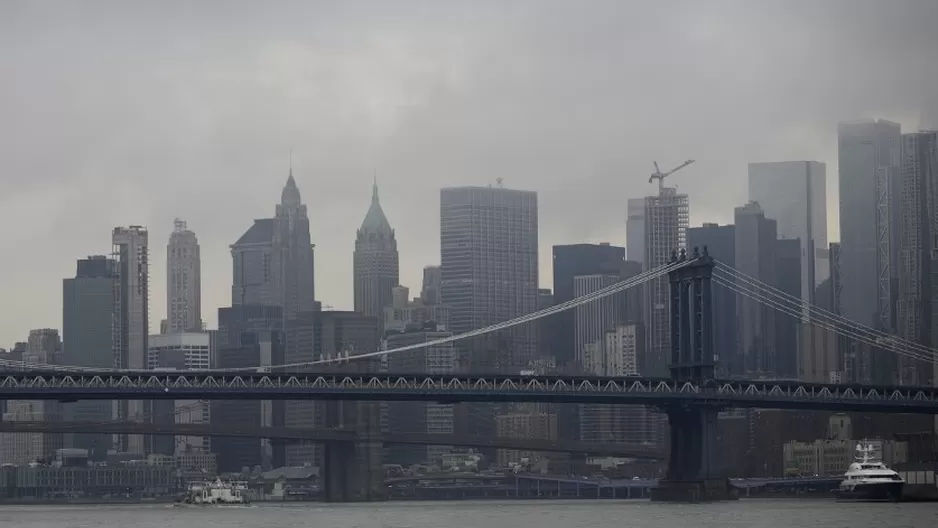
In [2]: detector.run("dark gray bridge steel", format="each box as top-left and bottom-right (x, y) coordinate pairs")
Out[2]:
(0, 420), (662, 459)
(0, 370), (936, 413)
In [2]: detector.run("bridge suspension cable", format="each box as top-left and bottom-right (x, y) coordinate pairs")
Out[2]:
(0, 259), (686, 373)
(712, 275), (935, 365)
(715, 262), (937, 360)
(713, 264), (937, 365)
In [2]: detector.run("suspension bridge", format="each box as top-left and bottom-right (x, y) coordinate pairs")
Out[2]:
(2, 248), (937, 501)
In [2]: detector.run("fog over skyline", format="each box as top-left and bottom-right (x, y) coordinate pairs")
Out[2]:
(2, 0), (937, 345)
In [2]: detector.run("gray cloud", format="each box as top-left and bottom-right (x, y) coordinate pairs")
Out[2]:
(2, 0), (937, 344)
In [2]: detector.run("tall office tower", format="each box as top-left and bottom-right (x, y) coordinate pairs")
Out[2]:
(896, 130), (938, 386)
(421, 265), (442, 305)
(838, 119), (902, 384)
(688, 223), (739, 376)
(214, 305), (285, 472)
(166, 218), (202, 333)
(642, 187), (689, 377)
(63, 256), (117, 458)
(573, 274), (621, 366)
(354, 182), (399, 322)
(551, 243), (625, 368)
(626, 198), (646, 265)
(440, 186), (539, 371)
(734, 202), (777, 377)
(112, 225), (149, 455)
(231, 171), (316, 318)
(775, 238), (802, 379)
(748, 162), (828, 306)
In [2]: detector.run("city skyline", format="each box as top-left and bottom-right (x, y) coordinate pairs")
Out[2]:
(4, 1), (938, 345)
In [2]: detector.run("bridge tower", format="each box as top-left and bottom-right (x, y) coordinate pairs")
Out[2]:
(651, 246), (735, 502)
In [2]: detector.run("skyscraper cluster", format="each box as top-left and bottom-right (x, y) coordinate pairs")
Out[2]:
(1, 118), (935, 472)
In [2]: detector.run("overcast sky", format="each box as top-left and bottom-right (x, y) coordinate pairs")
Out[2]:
(2, 0), (937, 346)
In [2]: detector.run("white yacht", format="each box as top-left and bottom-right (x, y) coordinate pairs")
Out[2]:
(837, 443), (904, 501)
(182, 478), (249, 505)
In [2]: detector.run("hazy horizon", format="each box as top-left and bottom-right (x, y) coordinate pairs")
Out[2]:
(3, 0), (937, 345)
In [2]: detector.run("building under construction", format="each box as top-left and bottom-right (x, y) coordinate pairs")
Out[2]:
(641, 166), (691, 378)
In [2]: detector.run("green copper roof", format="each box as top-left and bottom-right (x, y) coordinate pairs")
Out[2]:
(359, 182), (392, 233)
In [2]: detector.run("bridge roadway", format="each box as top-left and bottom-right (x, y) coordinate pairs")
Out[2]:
(0, 420), (663, 459)
(2, 370), (937, 413)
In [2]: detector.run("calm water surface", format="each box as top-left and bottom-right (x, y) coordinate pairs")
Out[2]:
(0, 500), (936, 528)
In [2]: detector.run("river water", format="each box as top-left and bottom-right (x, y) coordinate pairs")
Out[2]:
(0, 500), (935, 528)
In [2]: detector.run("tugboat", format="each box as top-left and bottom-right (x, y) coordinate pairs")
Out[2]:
(181, 478), (250, 505)
(837, 443), (904, 501)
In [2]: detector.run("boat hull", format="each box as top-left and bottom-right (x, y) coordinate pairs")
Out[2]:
(837, 482), (904, 502)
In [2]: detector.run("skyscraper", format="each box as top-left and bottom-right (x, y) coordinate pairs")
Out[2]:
(573, 274), (621, 366)
(440, 186), (539, 371)
(626, 198), (645, 265)
(838, 119), (901, 383)
(63, 255), (117, 458)
(112, 225), (149, 454)
(642, 187), (689, 377)
(421, 265), (442, 305)
(748, 161), (828, 306)
(354, 182), (399, 322)
(166, 218), (202, 333)
(734, 202), (777, 377)
(896, 130), (938, 386)
(231, 170), (316, 319)
(551, 243), (625, 368)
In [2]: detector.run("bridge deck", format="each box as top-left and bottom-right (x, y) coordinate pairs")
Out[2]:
(1, 371), (936, 413)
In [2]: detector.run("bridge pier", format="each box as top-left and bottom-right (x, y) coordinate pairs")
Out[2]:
(321, 360), (386, 502)
(322, 438), (385, 502)
(651, 247), (735, 503)
(651, 404), (733, 502)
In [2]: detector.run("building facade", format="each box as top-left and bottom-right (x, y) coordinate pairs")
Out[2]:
(62, 256), (117, 458)
(551, 243), (625, 368)
(112, 226), (149, 455)
(148, 332), (213, 455)
(896, 130), (938, 386)
(748, 161), (828, 306)
(440, 186), (539, 371)
(642, 187), (689, 377)
(734, 202), (777, 377)
(166, 218), (202, 333)
(838, 119), (902, 383)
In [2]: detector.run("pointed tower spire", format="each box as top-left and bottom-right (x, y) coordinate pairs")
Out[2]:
(372, 169), (379, 202)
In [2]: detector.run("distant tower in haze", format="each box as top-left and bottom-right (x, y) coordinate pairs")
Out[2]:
(354, 180), (399, 322)
(167, 219), (202, 333)
(230, 167), (316, 319)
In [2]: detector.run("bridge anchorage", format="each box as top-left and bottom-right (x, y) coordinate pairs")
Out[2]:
(651, 246), (736, 503)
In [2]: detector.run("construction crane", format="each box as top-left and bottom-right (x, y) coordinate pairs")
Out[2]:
(648, 159), (695, 193)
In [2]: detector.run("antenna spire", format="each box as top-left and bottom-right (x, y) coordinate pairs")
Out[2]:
(372, 169), (379, 202)
(289, 148), (293, 178)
